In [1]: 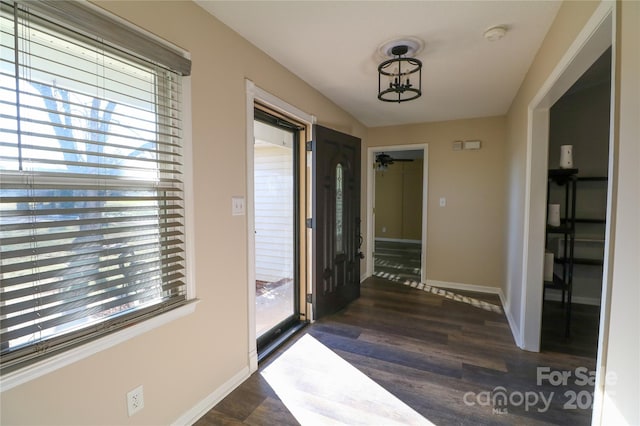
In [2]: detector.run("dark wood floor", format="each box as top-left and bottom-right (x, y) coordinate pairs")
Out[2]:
(541, 300), (600, 359)
(374, 239), (422, 282)
(197, 277), (597, 425)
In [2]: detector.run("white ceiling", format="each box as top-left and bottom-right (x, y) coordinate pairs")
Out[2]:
(196, 1), (561, 128)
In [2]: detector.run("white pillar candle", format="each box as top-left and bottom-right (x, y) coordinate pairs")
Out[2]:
(544, 252), (554, 282)
(548, 204), (561, 227)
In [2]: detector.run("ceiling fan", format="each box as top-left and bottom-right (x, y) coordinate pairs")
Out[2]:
(375, 152), (414, 167)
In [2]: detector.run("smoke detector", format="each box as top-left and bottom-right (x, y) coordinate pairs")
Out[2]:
(484, 26), (507, 42)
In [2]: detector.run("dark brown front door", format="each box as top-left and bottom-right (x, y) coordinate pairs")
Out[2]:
(312, 125), (361, 319)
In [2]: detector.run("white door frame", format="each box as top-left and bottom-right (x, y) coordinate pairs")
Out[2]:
(365, 144), (429, 283)
(245, 80), (315, 372)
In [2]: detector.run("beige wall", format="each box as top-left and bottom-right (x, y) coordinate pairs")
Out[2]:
(0, 2), (366, 425)
(375, 160), (423, 240)
(368, 116), (506, 288)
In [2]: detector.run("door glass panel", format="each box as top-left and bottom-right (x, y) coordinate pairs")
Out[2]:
(254, 119), (295, 338)
(336, 163), (344, 254)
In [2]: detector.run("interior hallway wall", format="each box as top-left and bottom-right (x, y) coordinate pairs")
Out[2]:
(368, 115), (506, 289)
(375, 159), (423, 241)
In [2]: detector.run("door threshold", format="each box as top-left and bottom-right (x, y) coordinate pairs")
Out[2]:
(258, 322), (307, 364)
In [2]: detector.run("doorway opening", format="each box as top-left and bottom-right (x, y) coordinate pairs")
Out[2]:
(366, 145), (428, 284)
(540, 47), (611, 358)
(519, 3), (613, 356)
(246, 81), (315, 370)
(253, 107), (305, 358)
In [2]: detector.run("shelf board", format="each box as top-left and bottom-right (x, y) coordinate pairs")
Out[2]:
(577, 176), (608, 182)
(558, 218), (606, 224)
(544, 273), (570, 290)
(549, 168), (579, 177)
(574, 218), (606, 224)
(574, 237), (605, 243)
(556, 257), (604, 266)
(548, 168), (578, 185)
(547, 224), (574, 234)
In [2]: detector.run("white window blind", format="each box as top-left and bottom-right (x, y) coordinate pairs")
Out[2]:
(0, 0), (190, 371)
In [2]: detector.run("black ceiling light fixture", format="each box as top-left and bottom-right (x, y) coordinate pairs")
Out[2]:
(377, 40), (423, 103)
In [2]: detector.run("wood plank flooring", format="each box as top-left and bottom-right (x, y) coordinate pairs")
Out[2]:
(374, 240), (422, 282)
(196, 277), (596, 425)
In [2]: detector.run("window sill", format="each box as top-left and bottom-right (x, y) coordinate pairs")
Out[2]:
(0, 299), (199, 392)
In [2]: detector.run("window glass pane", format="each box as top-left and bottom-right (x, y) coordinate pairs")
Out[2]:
(254, 119), (295, 338)
(336, 163), (343, 254)
(0, 7), (18, 171)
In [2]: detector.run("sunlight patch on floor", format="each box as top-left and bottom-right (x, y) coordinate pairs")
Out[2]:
(372, 270), (503, 314)
(261, 334), (434, 425)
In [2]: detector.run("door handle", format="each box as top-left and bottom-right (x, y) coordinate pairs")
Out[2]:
(356, 226), (364, 259)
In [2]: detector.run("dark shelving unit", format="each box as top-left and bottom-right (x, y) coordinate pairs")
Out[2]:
(544, 168), (578, 337)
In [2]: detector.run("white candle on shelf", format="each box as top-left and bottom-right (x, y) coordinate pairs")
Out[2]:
(544, 252), (554, 282)
(548, 204), (561, 227)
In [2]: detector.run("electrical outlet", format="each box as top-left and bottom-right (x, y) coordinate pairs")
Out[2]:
(127, 385), (144, 416)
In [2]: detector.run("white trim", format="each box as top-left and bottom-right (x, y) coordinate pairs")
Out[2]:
(366, 144), (429, 284)
(245, 80), (314, 372)
(426, 279), (501, 295)
(499, 290), (522, 348)
(520, 1), (613, 352)
(375, 237), (421, 244)
(592, 5), (619, 424)
(171, 366), (250, 426)
(245, 80), (258, 373)
(1, 301), (198, 392)
(183, 77), (196, 299)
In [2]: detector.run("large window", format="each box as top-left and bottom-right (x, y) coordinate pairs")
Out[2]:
(0, 1), (191, 372)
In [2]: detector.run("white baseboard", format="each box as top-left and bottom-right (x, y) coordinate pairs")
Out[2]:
(172, 366), (250, 426)
(425, 279), (501, 295)
(374, 237), (421, 244)
(249, 349), (258, 373)
(544, 291), (601, 306)
(498, 290), (522, 348)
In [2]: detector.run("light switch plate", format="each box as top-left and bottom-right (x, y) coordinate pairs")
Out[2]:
(232, 196), (245, 216)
